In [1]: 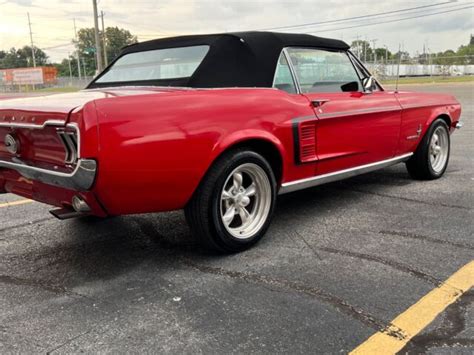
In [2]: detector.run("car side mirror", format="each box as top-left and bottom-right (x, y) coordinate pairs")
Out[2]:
(362, 76), (377, 93)
(341, 81), (359, 92)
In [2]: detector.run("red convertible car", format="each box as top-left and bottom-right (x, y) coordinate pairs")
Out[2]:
(0, 32), (462, 252)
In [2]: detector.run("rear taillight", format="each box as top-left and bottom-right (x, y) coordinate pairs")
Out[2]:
(57, 130), (78, 164)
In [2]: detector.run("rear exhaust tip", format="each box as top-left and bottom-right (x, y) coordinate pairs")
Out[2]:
(50, 207), (86, 220)
(72, 195), (91, 213)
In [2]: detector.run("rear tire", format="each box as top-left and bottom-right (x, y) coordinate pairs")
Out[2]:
(406, 118), (450, 180)
(185, 149), (277, 253)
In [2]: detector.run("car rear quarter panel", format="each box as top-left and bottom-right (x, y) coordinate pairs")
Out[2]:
(92, 89), (314, 215)
(395, 91), (461, 155)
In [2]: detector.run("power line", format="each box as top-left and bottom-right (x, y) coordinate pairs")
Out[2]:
(309, 5), (474, 34)
(41, 43), (74, 50)
(312, 2), (466, 30)
(257, 1), (455, 31)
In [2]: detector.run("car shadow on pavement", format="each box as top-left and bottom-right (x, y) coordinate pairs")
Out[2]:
(3, 166), (415, 292)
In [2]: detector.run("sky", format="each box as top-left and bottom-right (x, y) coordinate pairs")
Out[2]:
(0, 0), (473, 63)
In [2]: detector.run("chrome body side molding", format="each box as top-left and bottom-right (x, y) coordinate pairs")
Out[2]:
(0, 158), (97, 191)
(0, 119), (66, 129)
(279, 153), (413, 195)
(317, 106), (401, 119)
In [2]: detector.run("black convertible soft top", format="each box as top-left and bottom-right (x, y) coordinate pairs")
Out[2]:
(89, 31), (350, 89)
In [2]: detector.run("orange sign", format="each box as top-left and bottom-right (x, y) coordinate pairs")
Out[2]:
(0, 66), (57, 85)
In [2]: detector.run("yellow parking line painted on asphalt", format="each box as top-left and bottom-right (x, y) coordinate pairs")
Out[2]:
(0, 199), (33, 208)
(350, 260), (474, 355)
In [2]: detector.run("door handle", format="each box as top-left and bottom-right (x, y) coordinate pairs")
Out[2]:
(311, 99), (330, 107)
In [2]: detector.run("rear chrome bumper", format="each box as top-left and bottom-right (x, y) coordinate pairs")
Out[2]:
(0, 158), (97, 191)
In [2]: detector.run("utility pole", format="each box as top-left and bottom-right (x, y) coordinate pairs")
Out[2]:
(92, 0), (103, 73)
(73, 19), (82, 80)
(371, 39), (378, 64)
(27, 12), (36, 67)
(82, 57), (87, 79)
(428, 48), (432, 77)
(354, 35), (361, 59)
(384, 45), (389, 65)
(100, 11), (108, 66)
(363, 36), (367, 63)
(395, 44), (401, 92)
(67, 53), (73, 85)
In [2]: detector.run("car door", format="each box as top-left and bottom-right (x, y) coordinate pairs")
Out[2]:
(285, 47), (402, 175)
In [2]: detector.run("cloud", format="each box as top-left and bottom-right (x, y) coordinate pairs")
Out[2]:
(411, 11), (473, 32)
(7, 0), (34, 6)
(0, 0), (472, 62)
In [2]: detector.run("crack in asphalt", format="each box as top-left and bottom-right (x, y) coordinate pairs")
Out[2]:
(46, 328), (95, 354)
(0, 274), (88, 299)
(312, 246), (444, 287)
(0, 217), (53, 233)
(0, 216), (466, 348)
(402, 291), (474, 354)
(379, 230), (474, 251)
(181, 258), (407, 340)
(336, 187), (471, 211)
(289, 230), (444, 286)
(290, 230), (323, 260)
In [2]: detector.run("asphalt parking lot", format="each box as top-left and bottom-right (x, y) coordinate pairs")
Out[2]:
(0, 83), (473, 354)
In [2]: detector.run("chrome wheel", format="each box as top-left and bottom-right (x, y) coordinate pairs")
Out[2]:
(220, 163), (272, 239)
(429, 126), (449, 174)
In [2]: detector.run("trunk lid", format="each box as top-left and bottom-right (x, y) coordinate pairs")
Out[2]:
(0, 91), (104, 171)
(0, 87), (188, 171)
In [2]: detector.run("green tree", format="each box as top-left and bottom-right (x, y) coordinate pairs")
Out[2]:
(0, 46), (48, 69)
(19, 46), (48, 66)
(74, 28), (98, 76)
(74, 26), (137, 75)
(433, 50), (456, 65)
(374, 48), (392, 63)
(0, 48), (21, 68)
(456, 44), (474, 64)
(54, 55), (80, 77)
(350, 40), (373, 62)
(105, 26), (137, 63)
(392, 51), (410, 63)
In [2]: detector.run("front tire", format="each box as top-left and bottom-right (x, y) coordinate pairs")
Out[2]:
(185, 149), (277, 253)
(406, 118), (450, 180)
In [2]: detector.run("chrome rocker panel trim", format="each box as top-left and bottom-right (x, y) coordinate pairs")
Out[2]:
(0, 158), (97, 191)
(279, 153), (413, 195)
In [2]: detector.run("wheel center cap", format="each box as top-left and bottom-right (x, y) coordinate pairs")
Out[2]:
(235, 193), (243, 204)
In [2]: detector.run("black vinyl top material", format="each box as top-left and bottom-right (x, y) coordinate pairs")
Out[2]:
(90, 31), (350, 89)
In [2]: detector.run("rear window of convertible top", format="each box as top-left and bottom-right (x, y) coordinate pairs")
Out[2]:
(95, 45), (210, 83)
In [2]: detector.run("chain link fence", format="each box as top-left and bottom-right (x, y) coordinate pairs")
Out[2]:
(365, 61), (474, 81)
(0, 76), (93, 93)
(1, 55), (473, 92)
